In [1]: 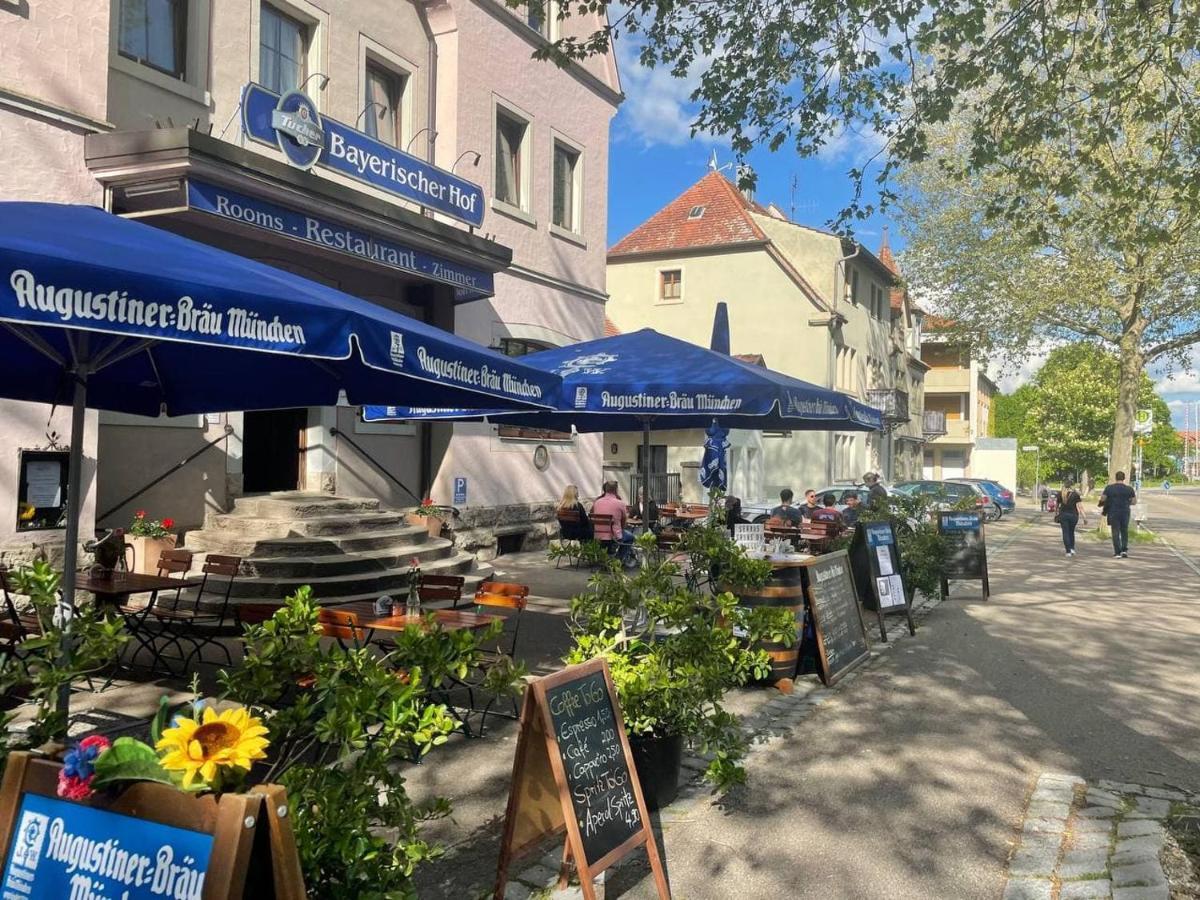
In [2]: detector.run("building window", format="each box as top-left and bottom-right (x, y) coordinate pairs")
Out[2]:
(659, 269), (682, 302)
(850, 268), (860, 305)
(118, 0), (187, 78)
(552, 141), (581, 232)
(525, 0), (558, 39)
(836, 346), (857, 392)
(495, 109), (529, 209)
(834, 435), (856, 480)
(260, 3), (308, 96)
(497, 338), (571, 441)
(364, 63), (405, 147)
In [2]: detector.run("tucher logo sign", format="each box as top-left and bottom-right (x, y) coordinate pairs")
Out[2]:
(241, 82), (485, 228)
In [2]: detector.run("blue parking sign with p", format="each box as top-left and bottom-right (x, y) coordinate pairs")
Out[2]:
(453, 477), (467, 505)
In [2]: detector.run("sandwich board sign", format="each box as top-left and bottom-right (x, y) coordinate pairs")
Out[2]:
(493, 658), (670, 900)
(848, 520), (916, 641)
(938, 510), (990, 600)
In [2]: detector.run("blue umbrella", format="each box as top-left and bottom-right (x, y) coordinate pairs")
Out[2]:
(364, 328), (882, 506)
(699, 422), (730, 492)
(0, 202), (559, 716)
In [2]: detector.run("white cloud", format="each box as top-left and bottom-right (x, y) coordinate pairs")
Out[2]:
(1153, 344), (1200, 395)
(613, 34), (718, 148)
(814, 120), (888, 166)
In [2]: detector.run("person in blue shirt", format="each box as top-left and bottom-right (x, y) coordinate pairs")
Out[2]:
(1099, 471), (1137, 558)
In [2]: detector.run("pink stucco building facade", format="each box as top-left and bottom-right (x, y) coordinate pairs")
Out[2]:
(0, 0), (620, 561)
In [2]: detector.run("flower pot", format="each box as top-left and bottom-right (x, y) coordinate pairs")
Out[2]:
(128, 534), (178, 574)
(406, 513), (444, 538)
(629, 732), (684, 811)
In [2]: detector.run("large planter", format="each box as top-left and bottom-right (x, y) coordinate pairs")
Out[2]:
(722, 558), (807, 691)
(629, 732), (684, 811)
(406, 512), (444, 538)
(128, 533), (178, 574)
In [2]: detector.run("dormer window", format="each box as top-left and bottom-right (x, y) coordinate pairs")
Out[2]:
(687, 205), (706, 219)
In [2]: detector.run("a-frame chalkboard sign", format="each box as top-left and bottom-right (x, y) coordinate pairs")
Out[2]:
(494, 658), (670, 900)
(801, 551), (872, 686)
(0, 751), (306, 899)
(938, 510), (991, 600)
(849, 520), (917, 641)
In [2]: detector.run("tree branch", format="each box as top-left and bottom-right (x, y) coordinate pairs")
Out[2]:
(1146, 328), (1200, 361)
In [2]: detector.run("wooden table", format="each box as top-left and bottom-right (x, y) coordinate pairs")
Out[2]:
(338, 604), (501, 634)
(76, 571), (203, 608)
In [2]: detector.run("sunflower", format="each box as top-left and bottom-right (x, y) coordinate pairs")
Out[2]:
(156, 706), (270, 789)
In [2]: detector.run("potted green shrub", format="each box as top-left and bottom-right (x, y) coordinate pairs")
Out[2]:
(127, 509), (178, 574)
(565, 532), (793, 808)
(406, 497), (445, 538)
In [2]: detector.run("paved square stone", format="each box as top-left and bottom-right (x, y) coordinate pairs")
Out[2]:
(1071, 831), (1114, 851)
(1077, 806), (1118, 819)
(1009, 845), (1060, 877)
(504, 883), (533, 900)
(1137, 786), (1186, 802)
(1060, 883), (1112, 900)
(1027, 801), (1072, 820)
(1127, 798), (1170, 819)
(1112, 861), (1166, 888)
(1058, 848), (1109, 879)
(548, 888), (586, 900)
(1111, 849), (1159, 869)
(517, 864), (560, 888)
(1111, 887), (1168, 900)
(1003, 878), (1054, 900)
(1060, 881), (1113, 899)
(1075, 818), (1117, 834)
(1115, 835), (1164, 856)
(1118, 820), (1161, 839)
(1032, 787), (1076, 804)
(1086, 789), (1123, 809)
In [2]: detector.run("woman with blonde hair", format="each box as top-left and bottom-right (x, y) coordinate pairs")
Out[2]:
(556, 484), (591, 540)
(1055, 479), (1086, 557)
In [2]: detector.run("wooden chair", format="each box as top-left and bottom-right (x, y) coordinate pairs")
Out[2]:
(0, 565), (34, 651)
(800, 521), (841, 554)
(317, 607), (369, 649)
(419, 574), (465, 609)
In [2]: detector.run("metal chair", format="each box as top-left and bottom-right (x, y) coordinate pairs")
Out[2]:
(468, 581), (530, 734)
(121, 549), (199, 676)
(554, 510), (586, 568)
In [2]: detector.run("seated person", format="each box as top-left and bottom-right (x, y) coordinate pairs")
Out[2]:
(592, 481), (635, 565)
(769, 489), (803, 526)
(810, 493), (845, 532)
(556, 484), (592, 540)
(799, 488), (821, 520)
(842, 493), (862, 526)
(724, 495), (745, 533)
(634, 487), (660, 532)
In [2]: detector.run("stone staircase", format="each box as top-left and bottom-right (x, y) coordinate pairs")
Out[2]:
(184, 492), (490, 605)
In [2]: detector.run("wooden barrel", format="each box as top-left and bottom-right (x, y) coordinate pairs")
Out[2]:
(727, 560), (806, 690)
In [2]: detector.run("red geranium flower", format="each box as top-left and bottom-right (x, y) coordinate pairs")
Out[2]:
(134, 510), (146, 518)
(162, 518), (175, 530)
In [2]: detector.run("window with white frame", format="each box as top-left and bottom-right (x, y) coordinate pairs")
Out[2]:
(495, 107), (529, 210)
(552, 140), (581, 232)
(364, 63), (406, 148)
(260, 3), (308, 95)
(524, 0), (558, 39)
(836, 346), (857, 392)
(118, 0), (188, 78)
(834, 434), (856, 480)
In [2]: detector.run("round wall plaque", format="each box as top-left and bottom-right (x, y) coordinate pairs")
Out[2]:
(533, 444), (550, 471)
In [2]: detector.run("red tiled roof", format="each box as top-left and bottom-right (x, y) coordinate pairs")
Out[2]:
(924, 314), (957, 330)
(603, 316), (621, 337)
(734, 353), (766, 367)
(608, 172), (769, 258)
(877, 231), (905, 312)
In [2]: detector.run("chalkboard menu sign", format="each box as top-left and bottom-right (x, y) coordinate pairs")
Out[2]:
(938, 511), (991, 600)
(0, 753), (306, 900)
(494, 659), (670, 900)
(801, 551), (871, 686)
(848, 521), (916, 641)
(546, 670), (641, 866)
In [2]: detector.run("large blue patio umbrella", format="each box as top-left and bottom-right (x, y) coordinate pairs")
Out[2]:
(364, 328), (882, 503)
(0, 202), (559, 714)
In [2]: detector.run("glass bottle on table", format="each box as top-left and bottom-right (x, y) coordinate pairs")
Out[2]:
(405, 558), (422, 618)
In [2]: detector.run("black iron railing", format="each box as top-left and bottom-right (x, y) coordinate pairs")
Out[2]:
(866, 388), (910, 423)
(329, 426), (423, 504)
(922, 410), (948, 436)
(630, 472), (682, 505)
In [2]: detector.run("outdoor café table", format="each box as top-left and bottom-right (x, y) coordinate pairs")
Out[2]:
(764, 525), (805, 550)
(76, 570), (204, 612)
(667, 509), (708, 528)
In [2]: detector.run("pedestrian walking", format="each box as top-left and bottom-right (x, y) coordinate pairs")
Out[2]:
(1054, 480), (1086, 556)
(1099, 470), (1137, 558)
(1039, 486), (1050, 511)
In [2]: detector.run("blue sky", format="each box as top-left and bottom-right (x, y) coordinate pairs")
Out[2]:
(602, 51), (1200, 431)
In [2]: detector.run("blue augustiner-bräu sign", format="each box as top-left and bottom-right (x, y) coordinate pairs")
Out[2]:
(2, 792), (214, 899)
(865, 522), (894, 547)
(941, 512), (982, 531)
(241, 83), (485, 228)
(187, 180), (494, 303)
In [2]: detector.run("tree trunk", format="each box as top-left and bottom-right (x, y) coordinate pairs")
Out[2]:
(1109, 333), (1144, 480)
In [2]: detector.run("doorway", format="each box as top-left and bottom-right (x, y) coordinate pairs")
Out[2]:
(242, 408), (308, 493)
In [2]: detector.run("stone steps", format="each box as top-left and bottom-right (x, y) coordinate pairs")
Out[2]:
(182, 491), (490, 606)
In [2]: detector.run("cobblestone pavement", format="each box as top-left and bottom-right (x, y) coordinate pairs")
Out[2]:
(1003, 772), (1198, 900)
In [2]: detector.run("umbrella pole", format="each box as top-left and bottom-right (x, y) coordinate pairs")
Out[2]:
(642, 421), (652, 509)
(55, 370), (87, 721)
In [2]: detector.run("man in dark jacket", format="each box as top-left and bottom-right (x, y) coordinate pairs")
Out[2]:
(1099, 471), (1137, 558)
(863, 472), (889, 510)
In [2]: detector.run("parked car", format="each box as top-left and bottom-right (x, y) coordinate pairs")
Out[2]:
(891, 479), (1002, 521)
(952, 478), (1016, 515)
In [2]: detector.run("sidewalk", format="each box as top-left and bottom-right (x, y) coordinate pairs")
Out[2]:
(598, 514), (1200, 899)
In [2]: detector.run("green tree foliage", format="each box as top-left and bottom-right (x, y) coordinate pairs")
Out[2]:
(991, 345), (1181, 484)
(898, 82), (1200, 479)
(531, 2), (1200, 232)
